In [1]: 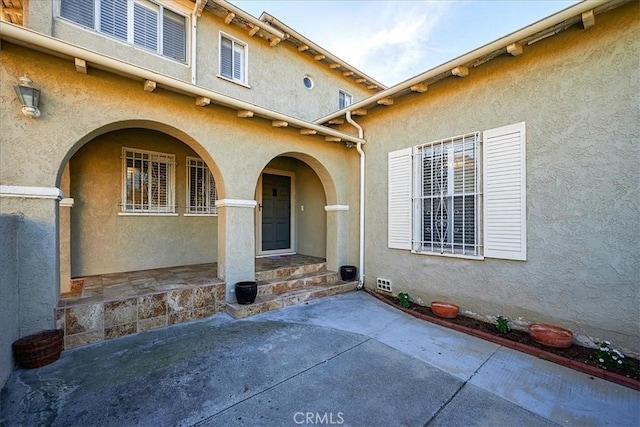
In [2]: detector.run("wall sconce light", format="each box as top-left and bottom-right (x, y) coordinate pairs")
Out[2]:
(14, 76), (41, 118)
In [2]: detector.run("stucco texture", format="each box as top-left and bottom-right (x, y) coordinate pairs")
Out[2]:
(68, 129), (218, 276)
(27, 0), (373, 123)
(0, 215), (18, 389)
(361, 3), (640, 352)
(0, 39), (360, 321)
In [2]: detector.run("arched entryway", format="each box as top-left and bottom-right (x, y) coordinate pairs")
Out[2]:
(57, 123), (223, 285)
(254, 152), (338, 263)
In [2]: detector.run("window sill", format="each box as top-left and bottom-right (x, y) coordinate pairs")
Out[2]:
(411, 250), (484, 261)
(118, 212), (179, 217)
(184, 213), (218, 217)
(216, 74), (251, 89)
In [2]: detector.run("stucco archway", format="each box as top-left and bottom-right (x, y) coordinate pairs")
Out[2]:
(56, 121), (224, 294)
(253, 152), (347, 272)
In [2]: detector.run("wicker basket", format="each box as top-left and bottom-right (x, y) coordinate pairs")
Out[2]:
(12, 329), (64, 369)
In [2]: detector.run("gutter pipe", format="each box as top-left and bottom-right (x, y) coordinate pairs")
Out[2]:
(345, 111), (366, 290)
(315, 0), (609, 125)
(0, 22), (364, 146)
(191, 0), (202, 84)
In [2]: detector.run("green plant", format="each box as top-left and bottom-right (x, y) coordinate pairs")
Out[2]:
(397, 292), (411, 308)
(595, 341), (626, 369)
(495, 315), (510, 334)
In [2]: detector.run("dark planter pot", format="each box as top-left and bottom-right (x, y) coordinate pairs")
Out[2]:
(340, 265), (358, 281)
(235, 281), (257, 305)
(12, 329), (64, 369)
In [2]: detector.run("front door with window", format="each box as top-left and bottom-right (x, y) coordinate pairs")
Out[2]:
(261, 173), (292, 252)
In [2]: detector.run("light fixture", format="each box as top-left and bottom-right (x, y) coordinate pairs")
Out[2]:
(14, 76), (41, 118)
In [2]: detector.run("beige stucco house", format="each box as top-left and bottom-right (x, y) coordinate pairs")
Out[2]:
(1, 0), (638, 388)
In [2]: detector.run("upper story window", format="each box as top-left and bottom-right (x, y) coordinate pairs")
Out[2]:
(339, 90), (352, 109)
(122, 148), (175, 213)
(219, 33), (247, 85)
(59, 0), (187, 63)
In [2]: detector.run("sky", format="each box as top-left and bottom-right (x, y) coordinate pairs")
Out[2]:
(231, 1), (579, 87)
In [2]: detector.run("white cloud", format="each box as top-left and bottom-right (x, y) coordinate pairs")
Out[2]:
(316, 1), (453, 86)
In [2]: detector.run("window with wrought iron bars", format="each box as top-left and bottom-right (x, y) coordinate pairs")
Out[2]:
(413, 132), (480, 256)
(186, 157), (218, 214)
(122, 148), (175, 213)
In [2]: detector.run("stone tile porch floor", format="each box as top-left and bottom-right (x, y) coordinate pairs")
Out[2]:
(59, 254), (326, 307)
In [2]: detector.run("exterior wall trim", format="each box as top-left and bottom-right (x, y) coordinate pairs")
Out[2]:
(0, 22), (365, 145)
(215, 199), (257, 208)
(0, 185), (63, 200)
(325, 204), (349, 211)
(60, 198), (74, 207)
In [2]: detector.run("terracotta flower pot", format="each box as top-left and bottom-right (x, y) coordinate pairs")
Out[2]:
(528, 323), (573, 348)
(430, 301), (459, 319)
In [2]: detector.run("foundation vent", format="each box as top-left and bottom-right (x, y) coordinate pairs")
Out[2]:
(376, 278), (392, 292)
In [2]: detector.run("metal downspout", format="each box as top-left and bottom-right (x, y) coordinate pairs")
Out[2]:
(191, 0), (202, 84)
(345, 111), (366, 289)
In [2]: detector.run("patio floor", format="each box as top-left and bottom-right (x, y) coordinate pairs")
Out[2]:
(4, 292), (638, 426)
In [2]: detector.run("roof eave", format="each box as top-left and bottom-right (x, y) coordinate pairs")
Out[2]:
(315, 0), (629, 124)
(259, 12), (388, 92)
(0, 21), (364, 145)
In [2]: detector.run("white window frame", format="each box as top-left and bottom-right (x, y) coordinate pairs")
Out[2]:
(413, 132), (481, 258)
(185, 157), (218, 216)
(218, 32), (249, 86)
(388, 122), (526, 261)
(58, 0), (188, 63)
(121, 147), (176, 214)
(339, 90), (353, 109)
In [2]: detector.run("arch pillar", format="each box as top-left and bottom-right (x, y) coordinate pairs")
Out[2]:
(0, 185), (62, 336)
(325, 204), (350, 273)
(216, 198), (257, 301)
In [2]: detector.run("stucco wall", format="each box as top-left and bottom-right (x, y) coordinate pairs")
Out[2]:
(0, 37), (358, 283)
(25, 0), (373, 122)
(193, 12), (374, 121)
(0, 214), (18, 389)
(69, 129), (219, 277)
(361, 3), (640, 352)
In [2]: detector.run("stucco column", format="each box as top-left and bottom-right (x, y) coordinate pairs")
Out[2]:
(0, 186), (61, 337)
(215, 199), (257, 301)
(325, 204), (350, 273)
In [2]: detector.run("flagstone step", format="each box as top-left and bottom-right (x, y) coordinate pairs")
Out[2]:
(226, 280), (357, 319)
(255, 262), (326, 281)
(257, 270), (339, 296)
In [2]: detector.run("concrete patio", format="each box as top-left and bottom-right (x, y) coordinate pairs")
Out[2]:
(2, 292), (638, 426)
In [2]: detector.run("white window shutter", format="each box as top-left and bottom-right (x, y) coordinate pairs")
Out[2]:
(133, 2), (158, 51)
(60, 0), (95, 28)
(100, 0), (128, 41)
(483, 122), (526, 260)
(220, 36), (233, 78)
(162, 9), (186, 62)
(388, 148), (413, 250)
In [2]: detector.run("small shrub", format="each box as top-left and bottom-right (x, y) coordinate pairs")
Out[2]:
(496, 315), (510, 334)
(397, 292), (411, 308)
(596, 341), (627, 369)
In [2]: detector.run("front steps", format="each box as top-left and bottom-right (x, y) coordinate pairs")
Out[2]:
(226, 262), (357, 319)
